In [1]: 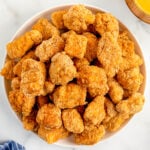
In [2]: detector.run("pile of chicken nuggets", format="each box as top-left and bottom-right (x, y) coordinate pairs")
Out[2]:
(1, 5), (145, 145)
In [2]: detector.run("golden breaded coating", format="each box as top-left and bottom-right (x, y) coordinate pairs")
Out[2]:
(43, 81), (55, 95)
(95, 13), (119, 39)
(49, 52), (77, 85)
(116, 92), (144, 115)
(84, 96), (105, 125)
(120, 54), (143, 71)
(123, 89), (134, 99)
(74, 124), (105, 145)
(38, 126), (69, 144)
(9, 89), (35, 117)
(73, 58), (89, 71)
(77, 65), (108, 97)
(36, 104), (62, 129)
(51, 10), (67, 29)
(118, 31), (143, 71)
(64, 31), (87, 59)
(61, 30), (76, 40)
(78, 66), (100, 85)
(108, 79), (124, 104)
(104, 114), (129, 132)
(117, 67), (143, 92)
(83, 32), (98, 62)
(36, 95), (49, 108)
(118, 31), (135, 57)
(105, 98), (117, 118)
(20, 59), (46, 96)
(35, 35), (64, 62)
(88, 86), (108, 98)
(63, 5), (95, 33)
(22, 96), (35, 116)
(62, 109), (84, 133)
(102, 98), (117, 124)
(22, 110), (38, 131)
(8, 90), (25, 114)
(11, 77), (21, 90)
(7, 30), (42, 59)
(97, 32), (122, 77)
(32, 18), (60, 40)
(52, 83), (87, 109)
(1, 59), (15, 79)
(13, 51), (37, 77)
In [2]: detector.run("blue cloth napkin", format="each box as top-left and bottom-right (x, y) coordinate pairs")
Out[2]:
(0, 140), (25, 150)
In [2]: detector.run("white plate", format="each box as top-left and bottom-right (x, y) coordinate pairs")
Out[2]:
(4, 4), (146, 147)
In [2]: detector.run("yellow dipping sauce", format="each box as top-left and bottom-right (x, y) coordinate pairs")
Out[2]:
(134, 0), (150, 15)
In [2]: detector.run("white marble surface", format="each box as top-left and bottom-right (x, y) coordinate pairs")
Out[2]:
(0, 0), (150, 149)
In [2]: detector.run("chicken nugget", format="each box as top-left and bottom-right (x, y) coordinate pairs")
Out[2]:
(74, 124), (105, 145)
(8, 90), (25, 114)
(77, 65), (108, 97)
(36, 95), (49, 108)
(43, 80), (55, 95)
(104, 113), (129, 132)
(35, 35), (64, 62)
(117, 67), (143, 92)
(102, 98), (117, 124)
(63, 5), (95, 33)
(52, 83), (87, 109)
(118, 31), (143, 70)
(108, 79), (124, 104)
(7, 30), (42, 59)
(11, 77), (21, 90)
(51, 10), (67, 29)
(36, 104), (62, 129)
(32, 18), (59, 40)
(83, 32), (98, 62)
(88, 86), (108, 98)
(1, 59), (15, 79)
(61, 30), (76, 40)
(20, 59), (46, 96)
(62, 108), (84, 133)
(13, 51), (37, 77)
(38, 126), (69, 144)
(9, 89), (35, 116)
(64, 31), (87, 59)
(22, 96), (35, 116)
(120, 54), (143, 71)
(105, 99), (117, 117)
(22, 110), (38, 131)
(97, 32), (122, 77)
(118, 31), (135, 57)
(95, 12), (119, 39)
(116, 92), (144, 115)
(123, 89), (134, 99)
(73, 58), (89, 71)
(49, 52), (77, 85)
(84, 96), (105, 125)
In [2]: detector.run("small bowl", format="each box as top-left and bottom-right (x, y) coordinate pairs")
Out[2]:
(125, 0), (150, 24)
(4, 5), (146, 147)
